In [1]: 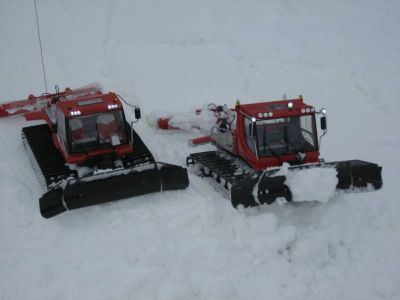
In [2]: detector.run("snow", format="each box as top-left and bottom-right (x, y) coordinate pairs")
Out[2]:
(147, 105), (217, 132)
(1, 0), (400, 299)
(277, 163), (338, 203)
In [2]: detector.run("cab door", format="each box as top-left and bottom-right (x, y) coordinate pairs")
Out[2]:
(54, 106), (69, 155)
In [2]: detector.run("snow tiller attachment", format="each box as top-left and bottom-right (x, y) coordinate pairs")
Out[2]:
(2, 84), (189, 218)
(155, 97), (382, 207)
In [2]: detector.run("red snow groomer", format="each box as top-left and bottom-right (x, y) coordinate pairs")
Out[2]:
(155, 96), (382, 207)
(0, 84), (189, 218)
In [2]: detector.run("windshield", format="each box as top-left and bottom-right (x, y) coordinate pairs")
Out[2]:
(255, 115), (318, 157)
(68, 111), (128, 153)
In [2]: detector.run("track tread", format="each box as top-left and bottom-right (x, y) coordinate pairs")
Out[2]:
(188, 151), (251, 184)
(22, 123), (157, 189)
(187, 151), (383, 208)
(22, 125), (72, 186)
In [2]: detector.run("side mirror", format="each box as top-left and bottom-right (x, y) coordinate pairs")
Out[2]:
(320, 116), (327, 130)
(134, 107), (141, 120)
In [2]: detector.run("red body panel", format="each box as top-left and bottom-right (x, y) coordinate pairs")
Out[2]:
(50, 92), (133, 165)
(238, 98), (312, 119)
(231, 99), (320, 170)
(57, 92), (121, 118)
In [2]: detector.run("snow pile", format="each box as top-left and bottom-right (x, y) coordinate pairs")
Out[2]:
(277, 164), (338, 203)
(147, 105), (216, 132)
(145, 109), (171, 127)
(169, 109), (216, 132)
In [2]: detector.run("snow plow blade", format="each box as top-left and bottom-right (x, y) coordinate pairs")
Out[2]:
(0, 83), (101, 118)
(40, 163), (189, 218)
(230, 160), (382, 208)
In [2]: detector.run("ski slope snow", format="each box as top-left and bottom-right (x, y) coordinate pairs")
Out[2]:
(0, 0), (399, 299)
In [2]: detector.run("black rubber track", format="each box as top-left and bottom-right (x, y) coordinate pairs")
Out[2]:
(22, 123), (189, 218)
(187, 151), (250, 187)
(187, 151), (383, 208)
(22, 123), (156, 188)
(22, 125), (73, 186)
(122, 124), (156, 167)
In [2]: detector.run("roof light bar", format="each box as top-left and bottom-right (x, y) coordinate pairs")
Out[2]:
(70, 110), (81, 116)
(255, 112), (274, 119)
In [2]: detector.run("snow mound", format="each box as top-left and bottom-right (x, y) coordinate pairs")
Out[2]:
(169, 109), (215, 132)
(278, 164), (338, 203)
(147, 106), (216, 132)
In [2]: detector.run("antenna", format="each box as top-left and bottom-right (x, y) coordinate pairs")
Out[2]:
(33, 0), (48, 93)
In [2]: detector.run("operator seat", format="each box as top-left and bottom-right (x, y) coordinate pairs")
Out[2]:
(286, 123), (304, 150)
(70, 119), (85, 142)
(97, 113), (121, 145)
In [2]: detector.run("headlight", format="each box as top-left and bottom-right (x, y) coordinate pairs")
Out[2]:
(70, 110), (81, 116)
(108, 104), (118, 110)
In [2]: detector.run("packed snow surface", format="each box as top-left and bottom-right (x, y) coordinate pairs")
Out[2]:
(1, 0), (400, 299)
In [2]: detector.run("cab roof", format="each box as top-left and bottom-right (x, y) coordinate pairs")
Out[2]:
(238, 97), (315, 119)
(57, 92), (122, 118)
